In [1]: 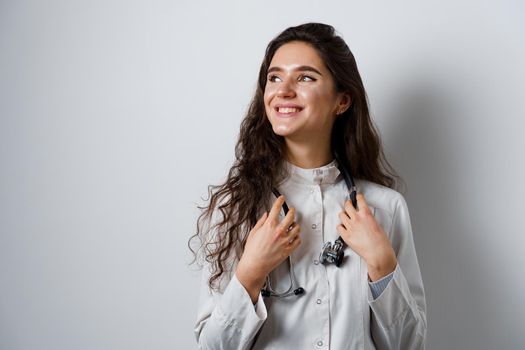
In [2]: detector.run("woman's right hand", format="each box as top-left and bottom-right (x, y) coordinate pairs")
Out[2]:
(235, 195), (301, 303)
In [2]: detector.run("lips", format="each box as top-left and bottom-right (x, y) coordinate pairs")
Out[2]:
(274, 104), (304, 117)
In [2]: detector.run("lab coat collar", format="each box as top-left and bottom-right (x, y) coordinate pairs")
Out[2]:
(282, 159), (342, 185)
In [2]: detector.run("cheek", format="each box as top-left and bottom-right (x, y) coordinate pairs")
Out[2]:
(306, 89), (337, 112)
(263, 90), (276, 114)
(263, 93), (270, 106)
(300, 90), (326, 109)
(264, 87), (275, 102)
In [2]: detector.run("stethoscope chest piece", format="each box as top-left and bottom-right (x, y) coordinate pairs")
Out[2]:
(319, 237), (345, 267)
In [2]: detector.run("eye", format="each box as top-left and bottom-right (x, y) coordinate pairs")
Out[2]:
(299, 75), (316, 82)
(268, 74), (282, 82)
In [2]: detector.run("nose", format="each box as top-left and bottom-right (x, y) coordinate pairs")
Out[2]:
(276, 78), (296, 98)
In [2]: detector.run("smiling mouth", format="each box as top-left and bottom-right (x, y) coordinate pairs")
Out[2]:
(275, 106), (304, 115)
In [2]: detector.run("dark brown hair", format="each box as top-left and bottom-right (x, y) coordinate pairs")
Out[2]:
(189, 23), (398, 289)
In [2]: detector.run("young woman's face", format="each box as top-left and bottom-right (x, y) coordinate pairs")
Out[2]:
(264, 41), (346, 143)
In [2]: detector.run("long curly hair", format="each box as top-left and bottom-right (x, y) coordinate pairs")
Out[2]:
(189, 22), (398, 290)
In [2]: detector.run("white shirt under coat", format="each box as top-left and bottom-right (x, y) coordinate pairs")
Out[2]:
(195, 160), (427, 349)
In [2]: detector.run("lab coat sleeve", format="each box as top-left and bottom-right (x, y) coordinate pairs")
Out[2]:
(368, 194), (427, 350)
(369, 271), (394, 299)
(194, 262), (268, 350)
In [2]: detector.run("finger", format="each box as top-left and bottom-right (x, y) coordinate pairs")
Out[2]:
(273, 209), (294, 241)
(338, 211), (352, 229)
(279, 224), (300, 247)
(285, 223), (301, 241)
(252, 212), (267, 232)
(278, 206), (296, 233)
(336, 224), (347, 236)
(356, 193), (370, 213)
(268, 195), (285, 223)
(344, 199), (357, 217)
(288, 236), (301, 251)
(283, 234), (300, 250)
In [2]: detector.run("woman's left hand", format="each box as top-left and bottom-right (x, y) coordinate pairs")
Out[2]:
(337, 193), (397, 281)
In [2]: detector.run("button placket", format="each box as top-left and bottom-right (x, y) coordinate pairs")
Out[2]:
(310, 185), (322, 234)
(313, 184), (330, 350)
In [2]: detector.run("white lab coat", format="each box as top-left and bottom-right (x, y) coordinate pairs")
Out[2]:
(195, 160), (427, 349)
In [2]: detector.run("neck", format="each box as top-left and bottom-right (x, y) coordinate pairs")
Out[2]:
(284, 138), (333, 169)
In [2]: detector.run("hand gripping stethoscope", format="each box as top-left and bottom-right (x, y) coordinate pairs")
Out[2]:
(261, 153), (358, 298)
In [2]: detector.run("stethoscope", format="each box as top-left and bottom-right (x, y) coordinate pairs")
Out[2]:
(261, 153), (358, 298)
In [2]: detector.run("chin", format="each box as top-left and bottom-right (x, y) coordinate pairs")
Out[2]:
(271, 124), (295, 137)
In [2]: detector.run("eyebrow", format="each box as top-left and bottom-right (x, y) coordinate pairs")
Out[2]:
(267, 65), (323, 76)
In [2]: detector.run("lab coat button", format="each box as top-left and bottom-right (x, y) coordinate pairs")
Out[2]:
(316, 299), (322, 304)
(314, 259), (319, 265)
(317, 340), (323, 347)
(311, 224), (317, 229)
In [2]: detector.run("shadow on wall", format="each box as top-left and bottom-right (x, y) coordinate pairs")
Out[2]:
(385, 82), (500, 349)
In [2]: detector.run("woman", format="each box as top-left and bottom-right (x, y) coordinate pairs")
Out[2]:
(191, 23), (427, 349)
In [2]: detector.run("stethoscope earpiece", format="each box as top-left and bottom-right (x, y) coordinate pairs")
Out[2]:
(294, 287), (305, 295)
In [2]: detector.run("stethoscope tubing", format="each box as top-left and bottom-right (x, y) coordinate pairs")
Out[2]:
(261, 153), (358, 298)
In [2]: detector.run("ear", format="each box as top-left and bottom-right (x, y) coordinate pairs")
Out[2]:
(336, 92), (352, 115)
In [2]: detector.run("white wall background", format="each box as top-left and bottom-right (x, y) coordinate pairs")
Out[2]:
(1, 0), (524, 349)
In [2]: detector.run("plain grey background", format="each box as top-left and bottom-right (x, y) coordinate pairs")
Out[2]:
(1, 0), (524, 349)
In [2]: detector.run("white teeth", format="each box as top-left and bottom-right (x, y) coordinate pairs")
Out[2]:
(278, 107), (300, 113)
